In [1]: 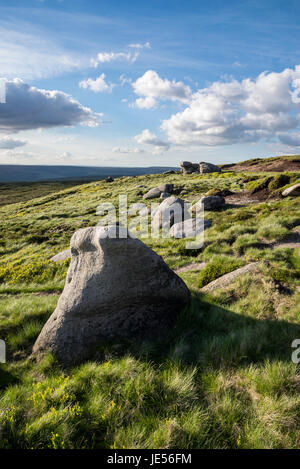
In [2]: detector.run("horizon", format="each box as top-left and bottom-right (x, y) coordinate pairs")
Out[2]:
(1, 1), (300, 167)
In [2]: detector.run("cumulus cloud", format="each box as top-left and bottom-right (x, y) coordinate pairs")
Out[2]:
(161, 65), (300, 146)
(112, 147), (144, 154)
(132, 70), (191, 109)
(134, 129), (169, 154)
(91, 51), (139, 67)
(79, 74), (115, 93)
(0, 78), (99, 133)
(0, 136), (26, 149)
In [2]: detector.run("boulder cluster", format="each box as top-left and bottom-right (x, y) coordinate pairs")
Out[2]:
(180, 161), (221, 175)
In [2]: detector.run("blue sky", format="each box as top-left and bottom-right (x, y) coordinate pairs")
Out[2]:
(1, 0), (300, 166)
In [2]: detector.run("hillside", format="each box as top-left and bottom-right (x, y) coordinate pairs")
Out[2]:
(220, 155), (300, 172)
(0, 161), (299, 449)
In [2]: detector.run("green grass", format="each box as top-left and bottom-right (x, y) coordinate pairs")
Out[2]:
(0, 167), (300, 449)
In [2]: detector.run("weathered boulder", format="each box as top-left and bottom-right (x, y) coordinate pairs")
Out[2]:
(180, 161), (200, 174)
(152, 196), (190, 230)
(282, 183), (300, 197)
(160, 192), (171, 199)
(192, 195), (225, 212)
(199, 162), (221, 174)
(50, 249), (71, 263)
(143, 184), (174, 200)
(170, 218), (212, 238)
(33, 225), (190, 365)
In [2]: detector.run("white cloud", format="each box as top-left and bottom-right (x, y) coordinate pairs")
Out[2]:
(79, 74), (115, 93)
(91, 51), (139, 67)
(134, 96), (157, 109)
(134, 129), (169, 154)
(132, 70), (191, 109)
(161, 65), (300, 146)
(128, 42), (151, 49)
(112, 147), (144, 154)
(0, 136), (26, 149)
(0, 78), (99, 133)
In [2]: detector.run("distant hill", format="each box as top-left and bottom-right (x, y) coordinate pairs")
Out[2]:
(0, 165), (178, 183)
(220, 155), (300, 172)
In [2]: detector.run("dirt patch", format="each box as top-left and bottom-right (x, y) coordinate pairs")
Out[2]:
(225, 189), (281, 205)
(175, 262), (207, 274)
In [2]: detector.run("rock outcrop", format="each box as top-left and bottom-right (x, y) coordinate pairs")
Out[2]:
(180, 161), (221, 174)
(143, 184), (174, 200)
(192, 195), (225, 212)
(152, 196), (190, 230)
(282, 183), (300, 197)
(33, 225), (190, 365)
(199, 162), (221, 174)
(170, 218), (212, 238)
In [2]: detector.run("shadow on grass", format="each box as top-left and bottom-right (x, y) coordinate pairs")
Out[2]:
(89, 292), (300, 372)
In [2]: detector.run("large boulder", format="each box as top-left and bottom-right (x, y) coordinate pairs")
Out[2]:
(33, 225), (190, 365)
(192, 195), (225, 212)
(180, 161), (200, 174)
(143, 184), (174, 200)
(199, 162), (221, 174)
(152, 196), (190, 230)
(282, 183), (300, 197)
(170, 218), (212, 238)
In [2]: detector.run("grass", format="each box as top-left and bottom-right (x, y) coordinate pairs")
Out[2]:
(0, 164), (300, 449)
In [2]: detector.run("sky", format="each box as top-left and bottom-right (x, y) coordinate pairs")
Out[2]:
(1, 0), (300, 167)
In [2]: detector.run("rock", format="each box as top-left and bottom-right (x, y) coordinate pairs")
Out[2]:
(128, 203), (148, 215)
(152, 196), (190, 230)
(192, 195), (225, 212)
(33, 225), (190, 365)
(143, 187), (162, 199)
(180, 161), (200, 174)
(282, 183), (300, 197)
(143, 184), (174, 200)
(201, 262), (261, 292)
(170, 218), (212, 238)
(50, 249), (71, 263)
(160, 192), (171, 199)
(199, 162), (221, 174)
(105, 176), (114, 183)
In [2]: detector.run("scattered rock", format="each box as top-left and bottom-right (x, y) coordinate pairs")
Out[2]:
(192, 195), (225, 212)
(105, 176), (114, 183)
(170, 218), (212, 238)
(160, 192), (171, 199)
(143, 184), (174, 200)
(282, 183), (300, 197)
(33, 225), (191, 365)
(143, 187), (162, 199)
(199, 162), (221, 174)
(152, 196), (189, 230)
(201, 262), (261, 293)
(50, 249), (71, 263)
